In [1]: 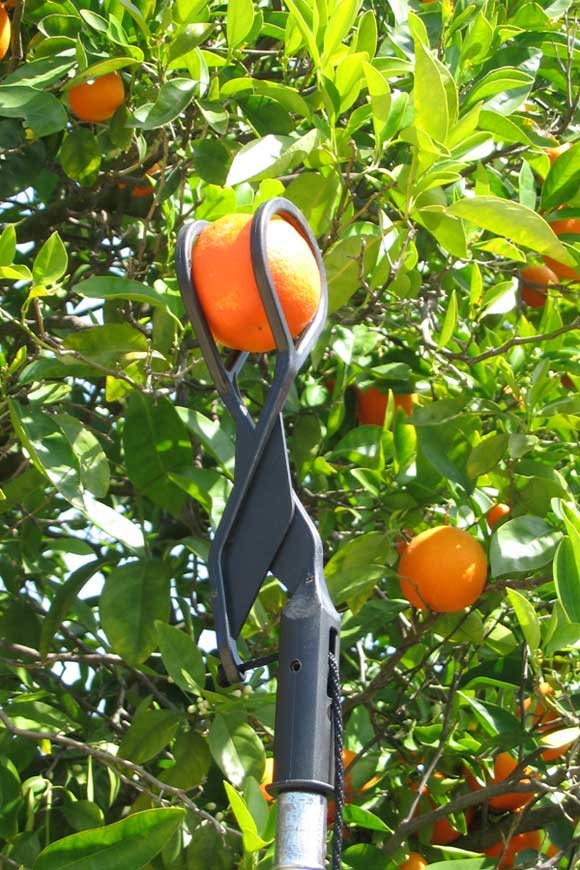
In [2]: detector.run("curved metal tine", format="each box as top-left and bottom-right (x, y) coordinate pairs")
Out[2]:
(249, 197), (329, 438)
(175, 220), (252, 430)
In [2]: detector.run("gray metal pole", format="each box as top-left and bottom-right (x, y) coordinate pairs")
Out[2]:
(274, 791), (328, 870)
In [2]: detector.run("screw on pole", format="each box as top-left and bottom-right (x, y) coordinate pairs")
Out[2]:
(175, 198), (343, 868)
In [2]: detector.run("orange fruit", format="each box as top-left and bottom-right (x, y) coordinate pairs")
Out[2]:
(539, 726), (579, 762)
(543, 218), (580, 281)
(466, 752), (533, 811)
(399, 853), (428, 870)
(356, 387), (415, 425)
(486, 503), (510, 529)
(0, 4), (11, 62)
(561, 374), (575, 390)
(522, 681), (555, 730)
(67, 71), (125, 122)
(191, 213), (321, 353)
(546, 143), (572, 165)
(412, 773), (474, 845)
(259, 757), (275, 802)
(398, 525), (488, 612)
(484, 829), (542, 868)
(519, 264), (558, 308)
(118, 162), (161, 198)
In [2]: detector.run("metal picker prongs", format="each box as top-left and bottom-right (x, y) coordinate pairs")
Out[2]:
(176, 198), (342, 870)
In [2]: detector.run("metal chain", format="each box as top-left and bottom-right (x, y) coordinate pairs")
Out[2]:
(328, 650), (344, 870)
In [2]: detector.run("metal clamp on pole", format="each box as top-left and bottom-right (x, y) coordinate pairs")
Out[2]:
(175, 198), (342, 869)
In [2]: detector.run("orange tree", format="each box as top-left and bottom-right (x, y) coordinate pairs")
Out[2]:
(0, 0), (579, 868)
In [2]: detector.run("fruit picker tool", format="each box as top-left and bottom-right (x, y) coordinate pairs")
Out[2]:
(175, 198), (343, 870)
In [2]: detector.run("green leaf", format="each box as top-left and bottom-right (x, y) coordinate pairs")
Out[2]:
(39, 560), (103, 660)
(437, 289), (458, 348)
(161, 730), (212, 789)
(223, 782), (270, 853)
(362, 62), (391, 148)
(176, 406), (235, 474)
(220, 77), (312, 119)
(553, 537), (580, 623)
(0, 86), (68, 137)
(541, 142), (580, 212)
(467, 433), (508, 478)
(457, 693), (521, 737)
(130, 78), (197, 130)
(81, 494), (145, 555)
(73, 276), (183, 322)
(408, 12), (457, 143)
(208, 713), (265, 788)
(323, 0), (362, 62)
(124, 392), (192, 515)
(490, 516), (562, 577)
(62, 323), (151, 371)
(32, 232), (68, 285)
(325, 532), (388, 611)
(342, 805), (390, 833)
(0, 760), (23, 839)
(506, 588), (541, 654)
(61, 801), (105, 832)
(155, 621), (205, 693)
(33, 808), (185, 870)
(227, 0), (255, 51)
(119, 708), (182, 765)
(170, 468), (232, 529)
(186, 822), (233, 869)
(448, 196), (575, 265)
(464, 66), (535, 112)
(8, 400), (82, 506)
(0, 223), (16, 266)
(55, 413), (110, 499)
(100, 560), (171, 665)
(226, 129), (319, 186)
(58, 128), (101, 186)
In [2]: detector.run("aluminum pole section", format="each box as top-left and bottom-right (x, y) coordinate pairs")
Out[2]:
(274, 792), (328, 870)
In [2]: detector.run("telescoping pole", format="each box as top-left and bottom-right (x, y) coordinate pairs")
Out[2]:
(275, 792), (328, 870)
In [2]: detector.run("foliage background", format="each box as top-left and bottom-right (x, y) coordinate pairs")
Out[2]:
(0, 0), (579, 867)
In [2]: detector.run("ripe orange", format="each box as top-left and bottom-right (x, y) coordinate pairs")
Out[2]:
(0, 4), (11, 62)
(399, 853), (427, 870)
(543, 218), (580, 281)
(398, 525), (488, 612)
(466, 752), (533, 811)
(519, 264), (558, 308)
(486, 503), (510, 529)
(522, 680), (555, 730)
(546, 142), (571, 165)
(67, 71), (125, 122)
(191, 213), (321, 353)
(356, 387), (415, 425)
(484, 829), (542, 868)
(412, 773), (474, 845)
(118, 163), (161, 198)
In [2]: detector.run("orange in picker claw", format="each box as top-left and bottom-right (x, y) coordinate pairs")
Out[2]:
(398, 525), (488, 612)
(67, 71), (125, 122)
(191, 213), (321, 353)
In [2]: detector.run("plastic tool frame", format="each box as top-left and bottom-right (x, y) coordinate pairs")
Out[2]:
(175, 198), (341, 799)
